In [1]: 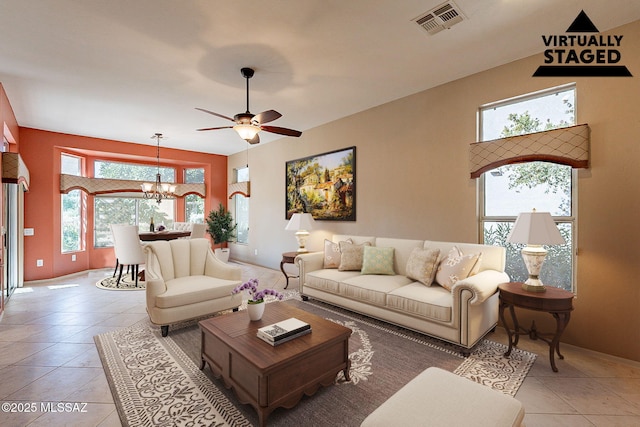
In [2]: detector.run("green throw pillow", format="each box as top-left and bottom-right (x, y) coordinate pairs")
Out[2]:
(361, 246), (395, 275)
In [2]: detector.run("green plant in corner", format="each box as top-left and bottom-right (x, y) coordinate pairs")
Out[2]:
(207, 203), (238, 248)
(206, 203), (238, 248)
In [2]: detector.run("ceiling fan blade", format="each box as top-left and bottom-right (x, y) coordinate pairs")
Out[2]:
(252, 110), (282, 125)
(196, 126), (233, 131)
(248, 133), (260, 145)
(195, 107), (235, 122)
(261, 125), (302, 137)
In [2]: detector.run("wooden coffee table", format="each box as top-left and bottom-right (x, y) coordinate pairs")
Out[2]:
(199, 301), (352, 426)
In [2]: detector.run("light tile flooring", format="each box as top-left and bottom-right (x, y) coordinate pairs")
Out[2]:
(1, 262), (639, 426)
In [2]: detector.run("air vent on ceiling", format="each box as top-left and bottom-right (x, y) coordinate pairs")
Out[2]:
(413, 1), (465, 35)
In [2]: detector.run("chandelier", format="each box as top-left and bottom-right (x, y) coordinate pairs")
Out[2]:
(141, 133), (176, 204)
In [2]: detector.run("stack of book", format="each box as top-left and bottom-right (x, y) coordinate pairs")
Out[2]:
(257, 317), (311, 346)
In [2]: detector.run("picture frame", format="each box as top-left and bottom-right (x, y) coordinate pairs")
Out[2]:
(285, 146), (356, 221)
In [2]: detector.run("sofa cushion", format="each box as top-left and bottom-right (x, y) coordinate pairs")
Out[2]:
(386, 282), (452, 322)
(435, 246), (481, 291)
(305, 269), (361, 293)
(405, 247), (441, 286)
(156, 276), (240, 308)
(339, 274), (412, 306)
(323, 238), (352, 269)
(338, 241), (371, 271)
(361, 246), (395, 275)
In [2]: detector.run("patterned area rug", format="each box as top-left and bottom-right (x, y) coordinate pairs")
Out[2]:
(95, 275), (145, 290)
(95, 293), (535, 426)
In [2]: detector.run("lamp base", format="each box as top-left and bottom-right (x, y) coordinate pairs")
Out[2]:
(295, 230), (310, 253)
(520, 246), (548, 293)
(522, 278), (546, 293)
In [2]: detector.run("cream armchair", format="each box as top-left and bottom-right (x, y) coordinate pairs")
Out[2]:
(144, 238), (242, 336)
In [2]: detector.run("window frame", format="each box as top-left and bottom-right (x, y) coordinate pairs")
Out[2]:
(477, 85), (578, 292)
(184, 168), (205, 224)
(234, 166), (249, 245)
(61, 153), (84, 253)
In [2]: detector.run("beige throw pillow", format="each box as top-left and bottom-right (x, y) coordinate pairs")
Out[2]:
(435, 246), (482, 291)
(323, 238), (353, 269)
(405, 247), (441, 286)
(338, 241), (371, 271)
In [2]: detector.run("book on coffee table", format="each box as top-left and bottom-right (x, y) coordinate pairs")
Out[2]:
(257, 317), (311, 346)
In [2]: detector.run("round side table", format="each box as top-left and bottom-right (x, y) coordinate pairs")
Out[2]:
(498, 282), (574, 372)
(280, 252), (300, 289)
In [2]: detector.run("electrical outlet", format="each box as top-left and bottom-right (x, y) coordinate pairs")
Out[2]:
(254, 249), (258, 256)
(71, 254), (76, 262)
(36, 259), (44, 267)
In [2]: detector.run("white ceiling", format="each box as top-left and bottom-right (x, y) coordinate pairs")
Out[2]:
(1, 0), (639, 156)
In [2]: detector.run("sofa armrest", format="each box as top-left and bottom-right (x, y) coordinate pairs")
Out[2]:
(295, 252), (324, 285)
(296, 251), (325, 270)
(204, 251), (242, 281)
(452, 270), (510, 305)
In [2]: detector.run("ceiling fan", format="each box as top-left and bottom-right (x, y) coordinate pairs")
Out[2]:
(196, 67), (302, 144)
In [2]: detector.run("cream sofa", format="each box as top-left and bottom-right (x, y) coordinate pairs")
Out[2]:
(297, 235), (509, 353)
(144, 238), (243, 336)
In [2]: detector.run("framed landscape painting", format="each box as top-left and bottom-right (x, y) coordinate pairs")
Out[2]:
(286, 146), (356, 221)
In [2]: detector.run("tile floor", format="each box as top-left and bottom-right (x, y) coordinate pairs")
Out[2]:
(0, 262), (639, 426)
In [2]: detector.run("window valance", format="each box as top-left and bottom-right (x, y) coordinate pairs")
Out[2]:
(2, 152), (30, 190)
(60, 174), (206, 197)
(228, 181), (250, 198)
(469, 124), (590, 179)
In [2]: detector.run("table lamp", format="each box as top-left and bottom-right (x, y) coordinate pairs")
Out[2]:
(507, 209), (565, 293)
(285, 213), (315, 252)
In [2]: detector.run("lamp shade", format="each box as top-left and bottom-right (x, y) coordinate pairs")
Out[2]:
(507, 211), (565, 245)
(233, 124), (260, 141)
(285, 213), (315, 231)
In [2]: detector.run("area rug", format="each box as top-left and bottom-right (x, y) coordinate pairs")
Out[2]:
(95, 275), (145, 290)
(95, 294), (535, 426)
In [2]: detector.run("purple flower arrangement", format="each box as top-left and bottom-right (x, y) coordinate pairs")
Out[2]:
(232, 278), (284, 304)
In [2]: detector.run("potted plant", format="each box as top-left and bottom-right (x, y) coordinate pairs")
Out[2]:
(206, 203), (238, 262)
(232, 278), (284, 321)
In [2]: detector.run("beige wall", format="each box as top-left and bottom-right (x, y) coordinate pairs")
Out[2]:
(229, 20), (640, 361)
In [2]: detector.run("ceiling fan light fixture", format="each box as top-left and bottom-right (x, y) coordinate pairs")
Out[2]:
(233, 124), (261, 141)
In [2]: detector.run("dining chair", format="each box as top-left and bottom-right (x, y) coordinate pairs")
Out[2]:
(189, 223), (207, 239)
(110, 224), (146, 287)
(110, 223), (128, 278)
(173, 222), (191, 231)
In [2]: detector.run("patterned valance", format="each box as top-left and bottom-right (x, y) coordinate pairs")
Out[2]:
(469, 124), (590, 178)
(228, 181), (250, 198)
(60, 174), (206, 197)
(2, 152), (30, 190)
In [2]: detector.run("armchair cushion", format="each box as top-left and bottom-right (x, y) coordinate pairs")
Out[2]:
(156, 276), (241, 308)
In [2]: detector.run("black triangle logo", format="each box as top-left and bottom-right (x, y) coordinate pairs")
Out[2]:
(566, 10), (599, 32)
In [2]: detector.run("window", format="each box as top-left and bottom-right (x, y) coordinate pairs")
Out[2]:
(93, 160), (176, 247)
(94, 197), (175, 247)
(95, 160), (175, 182)
(235, 166), (249, 244)
(479, 85), (576, 291)
(61, 154), (83, 253)
(185, 168), (205, 223)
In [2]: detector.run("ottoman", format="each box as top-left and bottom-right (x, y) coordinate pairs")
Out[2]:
(361, 367), (525, 427)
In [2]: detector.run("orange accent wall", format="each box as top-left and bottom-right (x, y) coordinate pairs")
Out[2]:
(1, 83), (19, 147)
(19, 127), (228, 281)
